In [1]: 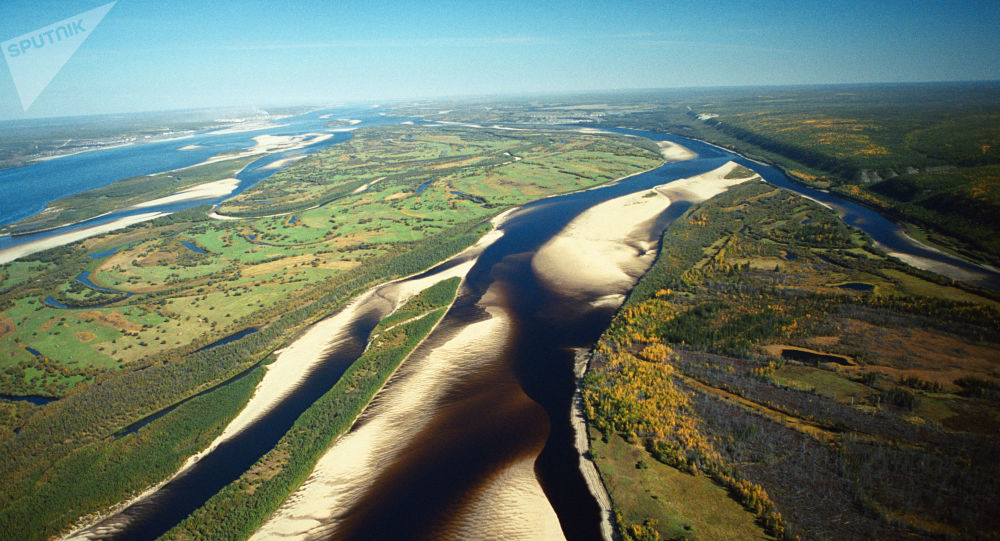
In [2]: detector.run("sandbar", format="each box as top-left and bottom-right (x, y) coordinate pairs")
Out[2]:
(132, 178), (240, 209)
(0, 212), (168, 265)
(533, 162), (754, 301)
(657, 140), (696, 161)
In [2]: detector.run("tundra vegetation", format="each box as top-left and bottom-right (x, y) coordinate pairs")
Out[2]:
(0, 125), (662, 540)
(583, 180), (1000, 540)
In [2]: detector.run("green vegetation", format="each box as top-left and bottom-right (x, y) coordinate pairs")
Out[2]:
(0, 364), (264, 541)
(162, 278), (460, 541)
(591, 429), (769, 541)
(584, 180), (1000, 540)
(219, 124), (662, 216)
(0, 124), (659, 539)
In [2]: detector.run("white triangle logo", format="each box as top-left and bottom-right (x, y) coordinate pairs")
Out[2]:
(2, 2), (116, 111)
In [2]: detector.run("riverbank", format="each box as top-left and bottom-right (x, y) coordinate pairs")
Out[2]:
(0, 212), (167, 265)
(657, 140), (697, 161)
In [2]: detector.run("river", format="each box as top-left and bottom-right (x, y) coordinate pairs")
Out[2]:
(50, 126), (1000, 540)
(0, 107), (408, 257)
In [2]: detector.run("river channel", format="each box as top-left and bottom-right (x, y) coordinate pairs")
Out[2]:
(57, 127), (999, 540)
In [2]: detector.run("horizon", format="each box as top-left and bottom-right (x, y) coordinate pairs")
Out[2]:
(5, 79), (1000, 124)
(1, 0), (999, 120)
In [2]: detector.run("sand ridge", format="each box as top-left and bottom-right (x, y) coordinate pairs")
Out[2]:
(132, 178), (240, 208)
(0, 212), (168, 265)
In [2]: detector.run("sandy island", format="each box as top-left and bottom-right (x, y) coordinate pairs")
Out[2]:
(657, 140), (697, 161)
(261, 156), (307, 171)
(132, 178), (240, 209)
(532, 161), (752, 304)
(206, 121), (287, 135)
(0, 212), (168, 266)
(351, 176), (386, 194)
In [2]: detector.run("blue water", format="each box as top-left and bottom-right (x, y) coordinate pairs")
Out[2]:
(415, 181), (432, 194)
(43, 271), (134, 309)
(24, 347), (42, 356)
(288, 216), (297, 224)
(0, 393), (56, 405)
(75, 271), (124, 294)
(179, 241), (206, 254)
(0, 107), (412, 254)
(87, 245), (125, 259)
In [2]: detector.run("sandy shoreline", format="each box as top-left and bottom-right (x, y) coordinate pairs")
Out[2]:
(572, 349), (615, 541)
(3, 132), (336, 264)
(0, 212), (168, 265)
(531, 161), (755, 539)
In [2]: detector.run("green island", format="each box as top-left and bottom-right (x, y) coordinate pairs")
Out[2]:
(583, 180), (1000, 540)
(0, 124), (662, 540)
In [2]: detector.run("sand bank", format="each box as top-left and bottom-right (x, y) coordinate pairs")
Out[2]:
(261, 156), (307, 171)
(883, 249), (993, 283)
(572, 349), (615, 541)
(532, 162), (751, 301)
(351, 176), (386, 194)
(206, 121), (287, 135)
(0, 212), (167, 265)
(132, 178), (240, 209)
(206, 206), (243, 221)
(657, 140), (697, 161)
(204, 257), (481, 461)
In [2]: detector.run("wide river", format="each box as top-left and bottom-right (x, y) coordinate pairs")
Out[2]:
(0, 107), (408, 256)
(42, 124), (998, 540)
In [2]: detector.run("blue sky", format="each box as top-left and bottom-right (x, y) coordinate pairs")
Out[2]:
(1, 0), (998, 119)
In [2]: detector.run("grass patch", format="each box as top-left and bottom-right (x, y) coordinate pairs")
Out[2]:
(592, 429), (769, 541)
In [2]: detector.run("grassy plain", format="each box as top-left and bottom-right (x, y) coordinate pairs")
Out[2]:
(591, 428), (769, 541)
(584, 180), (1000, 540)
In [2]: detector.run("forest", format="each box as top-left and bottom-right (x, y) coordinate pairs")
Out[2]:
(590, 83), (1000, 267)
(583, 180), (1000, 540)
